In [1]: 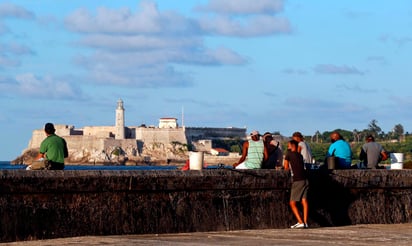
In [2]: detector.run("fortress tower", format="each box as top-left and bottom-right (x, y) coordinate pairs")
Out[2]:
(115, 99), (125, 139)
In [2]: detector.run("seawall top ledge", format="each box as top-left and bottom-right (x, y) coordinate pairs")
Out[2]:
(0, 169), (411, 194)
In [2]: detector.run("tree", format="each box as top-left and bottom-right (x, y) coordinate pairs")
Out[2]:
(353, 129), (361, 143)
(312, 130), (321, 143)
(393, 124), (404, 141)
(367, 119), (382, 138)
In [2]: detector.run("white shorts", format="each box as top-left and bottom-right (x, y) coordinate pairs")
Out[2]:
(235, 162), (249, 169)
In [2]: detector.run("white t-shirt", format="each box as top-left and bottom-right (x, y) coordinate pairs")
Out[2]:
(299, 141), (313, 163)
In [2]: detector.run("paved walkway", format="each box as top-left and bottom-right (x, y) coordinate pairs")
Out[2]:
(2, 224), (412, 246)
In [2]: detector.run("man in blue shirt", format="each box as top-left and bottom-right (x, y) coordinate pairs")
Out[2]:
(326, 132), (352, 169)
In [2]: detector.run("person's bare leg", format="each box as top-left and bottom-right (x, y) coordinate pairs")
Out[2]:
(302, 198), (309, 224)
(290, 201), (303, 223)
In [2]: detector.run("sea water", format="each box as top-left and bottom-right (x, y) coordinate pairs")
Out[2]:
(0, 161), (228, 170)
(0, 161), (178, 171)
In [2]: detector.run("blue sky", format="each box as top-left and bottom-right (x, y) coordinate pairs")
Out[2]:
(1, 0), (411, 161)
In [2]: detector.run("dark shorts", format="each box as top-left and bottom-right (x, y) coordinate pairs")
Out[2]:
(47, 161), (65, 170)
(290, 179), (309, 201)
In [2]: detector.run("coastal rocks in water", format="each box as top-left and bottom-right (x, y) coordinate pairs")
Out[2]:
(12, 142), (189, 166)
(11, 149), (39, 165)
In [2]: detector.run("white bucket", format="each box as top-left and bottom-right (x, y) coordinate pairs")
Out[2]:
(189, 151), (204, 170)
(390, 163), (403, 170)
(390, 153), (404, 163)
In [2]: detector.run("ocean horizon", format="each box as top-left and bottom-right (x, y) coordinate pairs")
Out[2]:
(0, 161), (179, 171)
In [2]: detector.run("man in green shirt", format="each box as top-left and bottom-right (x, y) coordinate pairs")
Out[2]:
(233, 130), (267, 169)
(36, 123), (68, 170)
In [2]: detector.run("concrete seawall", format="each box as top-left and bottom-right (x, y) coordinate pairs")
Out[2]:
(0, 169), (411, 242)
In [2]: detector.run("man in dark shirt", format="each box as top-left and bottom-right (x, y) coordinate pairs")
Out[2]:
(284, 139), (309, 229)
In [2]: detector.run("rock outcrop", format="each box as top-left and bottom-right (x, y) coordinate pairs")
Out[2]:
(12, 141), (190, 166)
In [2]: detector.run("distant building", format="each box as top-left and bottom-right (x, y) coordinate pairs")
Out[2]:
(211, 148), (230, 156)
(159, 118), (178, 128)
(26, 100), (247, 156)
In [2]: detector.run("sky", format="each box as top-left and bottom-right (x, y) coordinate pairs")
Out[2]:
(1, 0), (411, 161)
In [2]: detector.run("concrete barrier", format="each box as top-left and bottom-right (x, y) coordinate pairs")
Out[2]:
(0, 169), (411, 242)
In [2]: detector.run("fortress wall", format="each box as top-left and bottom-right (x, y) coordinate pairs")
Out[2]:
(184, 127), (246, 140)
(167, 129), (187, 144)
(135, 128), (187, 145)
(83, 126), (115, 137)
(63, 136), (107, 163)
(27, 125), (74, 150)
(25, 125), (242, 155)
(0, 169), (411, 243)
(27, 130), (45, 150)
(65, 136), (106, 152)
(54, 124), (73, 136)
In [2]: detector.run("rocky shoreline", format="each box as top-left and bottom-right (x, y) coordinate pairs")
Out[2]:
(11, 148), (240, 167)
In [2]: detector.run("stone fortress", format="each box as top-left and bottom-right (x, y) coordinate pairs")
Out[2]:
(16, 99), (246, 165)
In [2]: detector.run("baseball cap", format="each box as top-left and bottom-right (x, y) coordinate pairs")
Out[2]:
(250, 130), (260, 136)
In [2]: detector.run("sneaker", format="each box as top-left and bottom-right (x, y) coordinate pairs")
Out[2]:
(290, 223), (305, 229)
(304, 223), (309, 228)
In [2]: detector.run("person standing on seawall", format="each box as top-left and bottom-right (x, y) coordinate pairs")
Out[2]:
(326, 131), (352, 169)
(36, 123), (68, 170)
(284, 139), (309, 229)
(359, 135), (388, 169)
(233, 130), (267, 169)
(292, 131), (313, 169)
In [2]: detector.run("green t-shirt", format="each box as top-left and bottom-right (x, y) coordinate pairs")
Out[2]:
(245, 139), (264, 169)
(39, 134), (68, 164)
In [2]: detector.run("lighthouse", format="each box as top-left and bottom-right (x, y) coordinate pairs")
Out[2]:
(115, 99), (125, 139)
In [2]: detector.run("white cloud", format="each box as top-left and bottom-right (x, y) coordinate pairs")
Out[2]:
(0, 2), (34, 19)
(65, 1), (197, 35)
(366, 56), (387, 64)
(394, 36), (412, 47)
(0, 22), (8, 34)
(65, 5), (159, 34)
(77, 34), (202, 51)
(0, 43), (34, 68)
(0, 3), (35, 69)
(282, 68), (308, 75)
(195, 0), (291, 37)
(198, 15), (291, 36)
(0, 42), (34, 55)
(205, 47), (247, 65)
(15, 73), (80, 99)
(314, 64), (364, 75)
(0, 55), (19, 67)
(337, 84), (377, 93)
(88, 63), (192, 88)
(196, 0), (284, 15)
(63, 1), (253, 87)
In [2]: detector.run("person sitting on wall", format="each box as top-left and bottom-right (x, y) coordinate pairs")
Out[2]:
(261, 132), (282, 169)
(325, 131), (352, 169)
(32, 123), (68, 170)
(359, 135), (388, 169)
(233, 130), (268, 169)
